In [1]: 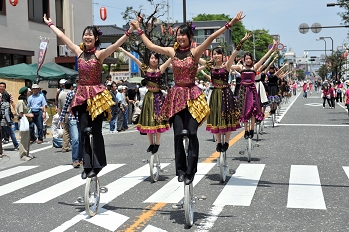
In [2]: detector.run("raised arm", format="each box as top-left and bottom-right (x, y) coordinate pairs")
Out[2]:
(192, 11), (245, 61)
(226, 32), (251, 70)
(254, 40), (278, 70)
(118, 47), (142, 68)
(131, 20), (174, 57)
(264, 55), (278, 73)
(257, 50), (277, 73)
(159, 58), (173, 73)
(98, 26), (135, 62)
(43, 14), (81, 56)
(275, 63), (288, 76)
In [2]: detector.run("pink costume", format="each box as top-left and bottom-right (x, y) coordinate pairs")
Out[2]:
(71, 50), (114, 120)
(160, 56), (209, 124)
(237, 70), (264, 122)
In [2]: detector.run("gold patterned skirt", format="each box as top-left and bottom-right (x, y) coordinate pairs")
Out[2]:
(86, 89), (115, 121)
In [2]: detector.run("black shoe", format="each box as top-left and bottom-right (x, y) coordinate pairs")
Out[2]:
(147, 144), (154, 152)
(244, 131), (250, 139)
(178, 174), (185, 182)
(271, 109), (275, 114)
(87, 168), (101, 178)
(152, 144), (160, 154)
(249, 130), (254, 139)
(184, 174), (194, 185)
(81, 170), (88, 179)
(216, 143), (222, 152)
(221, 142), (229, 152)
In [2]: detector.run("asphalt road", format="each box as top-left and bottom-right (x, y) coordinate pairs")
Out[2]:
(1, 90), (349, 232)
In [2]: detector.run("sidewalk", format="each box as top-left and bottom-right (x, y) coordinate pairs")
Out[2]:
(0, 121), (135, 170)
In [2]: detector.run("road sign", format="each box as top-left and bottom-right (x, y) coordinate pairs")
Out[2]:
(277, 43), (284, 50)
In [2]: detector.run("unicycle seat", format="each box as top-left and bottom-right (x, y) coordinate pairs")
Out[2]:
(84, 127), (93, 135)
(181, 129), (189, 137)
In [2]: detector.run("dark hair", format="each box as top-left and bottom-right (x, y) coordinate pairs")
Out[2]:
(82, 26), (101, 47)
(111, 81), (117, 87)
(65, 80), (74, 89)
(148, 52), (160, 65)
(212, 47), (224, 63)
(269, 65), (276, 70)
(175, 24), (194, 45)
(18, 90), (28, 100)
(41, 90), (47, 95)
(0, 82), (6, 88)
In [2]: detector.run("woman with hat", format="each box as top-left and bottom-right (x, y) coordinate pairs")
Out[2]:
(43, 14), (134, 179)
(16, 87), (34, 161)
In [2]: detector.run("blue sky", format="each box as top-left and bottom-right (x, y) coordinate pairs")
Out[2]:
(93, 0), (349, 58)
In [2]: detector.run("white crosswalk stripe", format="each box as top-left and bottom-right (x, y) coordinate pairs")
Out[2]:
(0, 165), (73, 197)
(1, 160), (346, 231)
(213, 164), (265, 206)
(0, 166), (37, 179)
(15, 164), (124, 203)
(287, 165), (326, 210)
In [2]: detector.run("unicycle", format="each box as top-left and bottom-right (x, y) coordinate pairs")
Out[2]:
(218, 134), (228, 183)
(182, 130), (194, 227)
(239, 120), (252, 163)
(77, 127), (108, 217)
(149, 134), (161, 183)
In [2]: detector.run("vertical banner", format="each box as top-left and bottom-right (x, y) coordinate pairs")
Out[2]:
(37, 37), (49, 83)
(130, 51), (139, 73)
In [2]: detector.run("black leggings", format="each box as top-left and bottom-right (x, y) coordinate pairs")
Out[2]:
(323, 97), (332, 107)
(172, 108), (199, 177)
(75, 103), (106, 169)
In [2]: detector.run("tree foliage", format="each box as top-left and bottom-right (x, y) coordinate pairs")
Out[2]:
(121, 0), (175, 65)
(192, 13), (231, 21)
(318, 64), (329, 80)
(296, 69), (306, 81)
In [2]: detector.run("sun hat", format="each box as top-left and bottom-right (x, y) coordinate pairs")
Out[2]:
(31, 84), (40, 89)
(19, 86), (28, 94)
(59, 79), (67, 84)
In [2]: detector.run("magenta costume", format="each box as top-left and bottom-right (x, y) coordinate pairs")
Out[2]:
(136, 66), (170, 134)
(237, 69), (264, 122)
(71, 49), (115, 172)
(206, 67), (240, 133)
(161, 48), (209, 179)
(160, 55), (209, 124)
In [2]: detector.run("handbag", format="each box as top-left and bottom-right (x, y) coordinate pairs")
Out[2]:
(57, 125), (64, 138)
(326, 94), (331, 99)
(19, 115), (30, 132)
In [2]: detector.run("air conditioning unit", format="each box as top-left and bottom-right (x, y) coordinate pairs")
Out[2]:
(59, 45), (71, 56)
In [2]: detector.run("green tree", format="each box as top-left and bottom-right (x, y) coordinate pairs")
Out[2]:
(192, 13), (231, 21)
(296, 69), (306, 81)
(121, 0), (175, 84)
(318, 64), (329, 80)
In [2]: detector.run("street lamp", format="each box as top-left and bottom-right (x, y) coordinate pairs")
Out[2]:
(319, 36), (333, 53)
(327, 3), (348, 7)
(316, 38), (327, 56)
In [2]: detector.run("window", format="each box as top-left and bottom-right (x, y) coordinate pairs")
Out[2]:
(0, 0), (6, 15)
(204, 29), (214, 36)
(28, 0), (49, 23)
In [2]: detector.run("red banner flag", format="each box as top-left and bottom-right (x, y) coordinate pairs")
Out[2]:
(37, 37), (49, 83)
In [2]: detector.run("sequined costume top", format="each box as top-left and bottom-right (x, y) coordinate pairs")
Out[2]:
(160, 50), (209, 124)
(211, 67), (229, 88)
(144, 66), (162, 91)
(71, 50), (114, 120)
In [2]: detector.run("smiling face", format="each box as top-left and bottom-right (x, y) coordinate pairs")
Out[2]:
(176, 32), (190, 48)
(82, 29), (97, 49)
(213, 49), (223, 64)
(244, 55), (253, 67)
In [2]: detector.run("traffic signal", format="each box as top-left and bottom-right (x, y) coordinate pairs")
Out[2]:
(309, 56), (316, 61)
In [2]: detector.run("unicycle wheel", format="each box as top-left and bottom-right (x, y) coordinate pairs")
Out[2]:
(184, 183), (194, 227)
(247, 138), (252, 163)
(219, 152), (228, 183)
(84, 176), (100, 217)
(150, 153), (160, 182)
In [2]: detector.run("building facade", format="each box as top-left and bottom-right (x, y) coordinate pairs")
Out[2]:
(0, 0), (92, 99)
